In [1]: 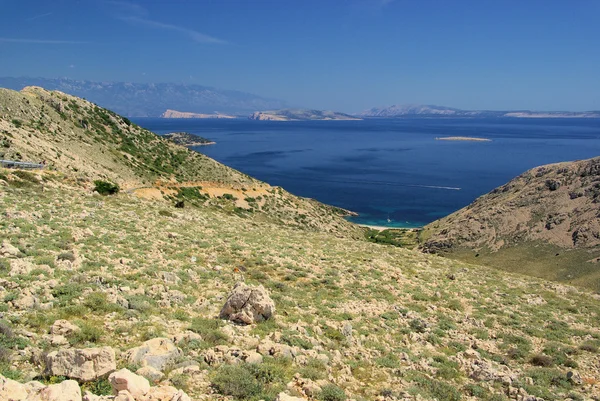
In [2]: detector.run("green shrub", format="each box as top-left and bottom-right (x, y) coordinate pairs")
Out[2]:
(84, 292), (120, 313)
(530, 354), (554, 367)
(189, 318), (228, 346)
(323, 326), (345, 342)
(318, 384), (347, 401)
(299, 358), (327, 380)
(69, 323), (102, 345)
(81, 378), (112, 395)
(57, 252), (76, 262)
(211, 364), (262, 400)
(93, 180), (120, 196)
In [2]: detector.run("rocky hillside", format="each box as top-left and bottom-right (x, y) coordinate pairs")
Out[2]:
(0, 86), (362, 238)
(1, 170), (600, 401)
(1, 88), (600, 401)
(249, 109), (361, 121)
(420, 157), (600, 290)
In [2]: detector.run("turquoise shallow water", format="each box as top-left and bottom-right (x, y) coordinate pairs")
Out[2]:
(134, 117), (600, 228)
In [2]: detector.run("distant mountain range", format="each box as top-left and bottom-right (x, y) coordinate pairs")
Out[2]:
(358, 104), (600, 118)
(0, 77), (287, 117)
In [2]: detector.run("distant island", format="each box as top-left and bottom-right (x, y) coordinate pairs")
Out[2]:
(161, 109), (237, 119)
(436, 136), (491, 142)
(163, 132), (216, 146)
(249, 108), (362, 121)
(358, 104), (600, 119)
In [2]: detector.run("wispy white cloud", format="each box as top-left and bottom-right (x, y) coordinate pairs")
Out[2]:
(0, 38), (86, 44)
(121, 16), (227, 44)
(26, 12), (53, 22)
(106, 0), (148, 18)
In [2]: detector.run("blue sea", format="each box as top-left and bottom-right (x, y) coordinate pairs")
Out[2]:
(133, 118), (600, 228)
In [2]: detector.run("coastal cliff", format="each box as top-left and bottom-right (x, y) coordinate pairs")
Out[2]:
(161, 109), (237, 119)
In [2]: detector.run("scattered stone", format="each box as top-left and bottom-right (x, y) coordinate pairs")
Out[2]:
(220, 282), (275, 325)
(40, 380), (82, 401)
(126, 337), (182, 372)
(51, 319), (80, 336)
(0, 240), (19, 257)
(108, 368), (150, 398)
(0, 374), (28, 400)
(276, 392), (305, 401)
(45, 347), (116, 381)
(114, 390), (135, 401)
(136, 365), (165, 383)
(158, 271), (180, 285)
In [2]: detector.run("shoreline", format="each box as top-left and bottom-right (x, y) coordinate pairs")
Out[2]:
(357, 224), (422, 231)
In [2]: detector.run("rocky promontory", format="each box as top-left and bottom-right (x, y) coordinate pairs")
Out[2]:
(161, 109), (236, 119)
(163, 132), (215, 147)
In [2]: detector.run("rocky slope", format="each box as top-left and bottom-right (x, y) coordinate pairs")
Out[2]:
(0, 86), (362, 238)
(1, 168), (600, 401)
(420, 157), (600, 290)
(249, 109), (361, 121)
(1, 89), (600, 401)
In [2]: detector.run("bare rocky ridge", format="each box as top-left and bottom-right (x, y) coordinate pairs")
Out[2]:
(421, 157), (600, 289)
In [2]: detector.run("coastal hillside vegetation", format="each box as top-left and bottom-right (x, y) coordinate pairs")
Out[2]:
(0, 87), (599, 400)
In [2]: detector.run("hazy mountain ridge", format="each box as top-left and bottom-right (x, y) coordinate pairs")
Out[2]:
(0, 77), (287, 117)
(359, 104), (600, 118)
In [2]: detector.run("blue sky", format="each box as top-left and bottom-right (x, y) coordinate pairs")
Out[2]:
(1, 0), (599, 112)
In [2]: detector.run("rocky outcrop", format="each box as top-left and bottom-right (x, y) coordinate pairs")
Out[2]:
(45, 347), (116, 381)
(0, 240), (19, 257)
(220, 282), (275, 324)
(108, 369), (150, 398)
(125, 338), (182, 372)
(40, 380), (82, 401)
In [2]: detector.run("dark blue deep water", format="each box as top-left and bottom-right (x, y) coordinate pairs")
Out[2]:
(133, 118), (600, 228)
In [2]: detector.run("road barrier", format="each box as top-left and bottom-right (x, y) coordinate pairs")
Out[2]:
(0, 160), (45, 170)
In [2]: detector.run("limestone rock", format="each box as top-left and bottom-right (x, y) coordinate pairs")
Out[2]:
(40, 380), (82, 401)
(45, 347), (116, 381)
(108, 368), (150, 398)
(126, 337), (182, 372)
(142, 385), (191, 401)
(50, 320), (80, 336)
(0, 374), (28, 400)
(220, 282), (275, 325)
(1, 240), (20, 257)
(136, 365), (165, 383)
(276, 392), (305, 401)
(114, 390), (135, 401)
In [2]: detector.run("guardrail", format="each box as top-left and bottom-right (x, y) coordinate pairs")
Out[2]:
(0, 160), (45, 170)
